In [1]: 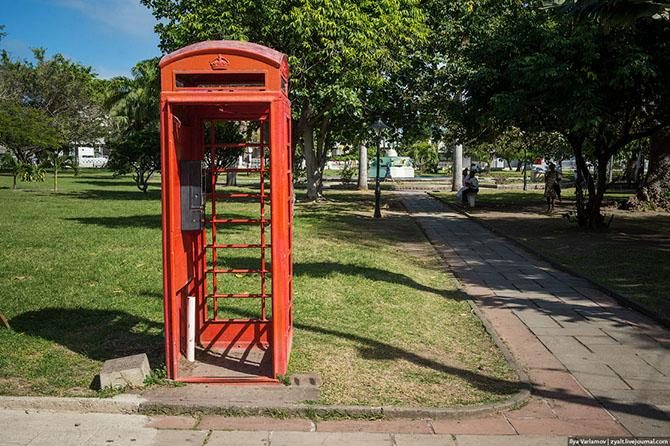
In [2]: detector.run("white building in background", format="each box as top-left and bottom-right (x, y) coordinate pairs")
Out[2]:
(75, 146), (108, 168)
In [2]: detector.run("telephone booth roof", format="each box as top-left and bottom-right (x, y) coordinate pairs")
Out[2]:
(160, 40), (288, 69)
(159, 40), (290, 98)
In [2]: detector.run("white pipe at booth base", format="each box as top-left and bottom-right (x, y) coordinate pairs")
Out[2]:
(187, 296), (196, 362)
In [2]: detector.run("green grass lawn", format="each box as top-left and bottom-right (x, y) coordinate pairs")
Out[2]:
(0, 171), (518, 406)
(433, 189), (670, 321)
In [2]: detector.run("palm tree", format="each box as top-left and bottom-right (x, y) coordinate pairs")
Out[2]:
(43, 149), (74, 193)
(104, 59), (162, 193)
(0, 153), (24, 190)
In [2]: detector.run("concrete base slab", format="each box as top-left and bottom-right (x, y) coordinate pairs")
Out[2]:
(99, 353), (150, 389)
(153, 430), (208, 445)
(271, 431), (392, 446)
(455, 435), (567, 446)
(394, 434), (456, 446)
(207, 431), (270, 446)
(143, 382), (319, 406)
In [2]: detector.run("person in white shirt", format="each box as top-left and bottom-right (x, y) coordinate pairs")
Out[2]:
(457, 171), (479, 204)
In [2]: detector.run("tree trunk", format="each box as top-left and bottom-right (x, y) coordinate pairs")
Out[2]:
(634, 150), (644, 184)
(53, 170), (58, 193)
(303, 124), (322, 201)
(452, 143), (463, 191)
(637, 128), (670, 209)
(522, 149), (528, 191)
(588, 155), (609, 229)
(607, 155), (614, 184)
(226, 172), (237, 186)
(358, 144), (368, 191)
(569, 134), (591, 228)
(12, 175), (17, 190)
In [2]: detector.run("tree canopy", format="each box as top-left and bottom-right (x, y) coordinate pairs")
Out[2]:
(0, 48), (106, 161)
(141, 0), (428, 199)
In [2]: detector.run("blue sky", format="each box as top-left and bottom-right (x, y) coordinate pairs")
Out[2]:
(1, 0), (161, 78)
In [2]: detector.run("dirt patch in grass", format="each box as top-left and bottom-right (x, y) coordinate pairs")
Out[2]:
(433, 189), (670, 321)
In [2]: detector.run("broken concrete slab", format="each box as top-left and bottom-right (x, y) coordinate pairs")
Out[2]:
(99, 353), (150, 389)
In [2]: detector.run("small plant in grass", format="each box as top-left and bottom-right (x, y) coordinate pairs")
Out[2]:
(21, 163), (45, 183)
(277, 374), (291, 386)
(144, 365), (168, 386)
(0, 153), (24, 190)
(42, 149), (75, 193)
(144, 365), (186, 388)
(96, 385), (127, 398)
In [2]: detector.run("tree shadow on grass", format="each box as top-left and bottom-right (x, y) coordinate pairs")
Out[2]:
(10, 308), (165, 367)
(66, 215), (163, 229)
(216, 305), (521, 398)
(295, 261), (460, 299)
(72, 189), (162, 201)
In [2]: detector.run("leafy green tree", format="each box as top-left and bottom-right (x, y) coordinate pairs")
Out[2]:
(405, 140), (439, 174)
(141, 0), (427, 200)
(107, 126), (160, 194)
(546, 0), (670, 25)
(439, 0), (670, 228)
(0, 99), (62, 163)
(0, 49), (107, 161)
(546, 0), (670, 209)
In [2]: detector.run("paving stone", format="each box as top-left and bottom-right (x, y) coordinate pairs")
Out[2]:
(636, 351), (670, 375)
(527, 369), (588, 398)
(393, 434), (455, 446)
(146, 415), (198, 429)
(430, 416), (516, 435)
(207, 431), (270, 446)
(198, 416), (313, 432)
(537, 335), (593, 357)
(575, 335), (619, 347)
(24, 430), (94, 446)
(152, 430), (208, 445)
(529, 327), (604, 337)
(572, 372), (632, 391)
(271, 431), (392, 446)
(597, 404), (670, 437)
(455, 435), (567, 446)
(547, 398), (614, 421)
(513, 310), (562, 329)
(588, 344), (643, 359)
(316, 420), (431, 434)
(607, 359), (665, 379)
(557, 355), (617, 377)
(99, 353), (150, 389)
(504, 399), (556, 419)
(83, 429), (157, 446)
(624, 376), (670, 390)
(591, 388), (670, 406)
(508, 417), (629, 436)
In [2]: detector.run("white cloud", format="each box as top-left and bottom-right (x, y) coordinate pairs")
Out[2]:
(54, 0), (157, 37)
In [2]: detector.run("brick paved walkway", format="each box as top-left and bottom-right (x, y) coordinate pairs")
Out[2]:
(399, 191), (670, 437)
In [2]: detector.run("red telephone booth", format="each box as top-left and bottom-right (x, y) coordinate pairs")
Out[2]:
(159, 41), (293, 383)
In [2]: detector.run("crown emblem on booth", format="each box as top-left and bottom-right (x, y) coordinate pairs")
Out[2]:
(209, 55), (230, 70)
